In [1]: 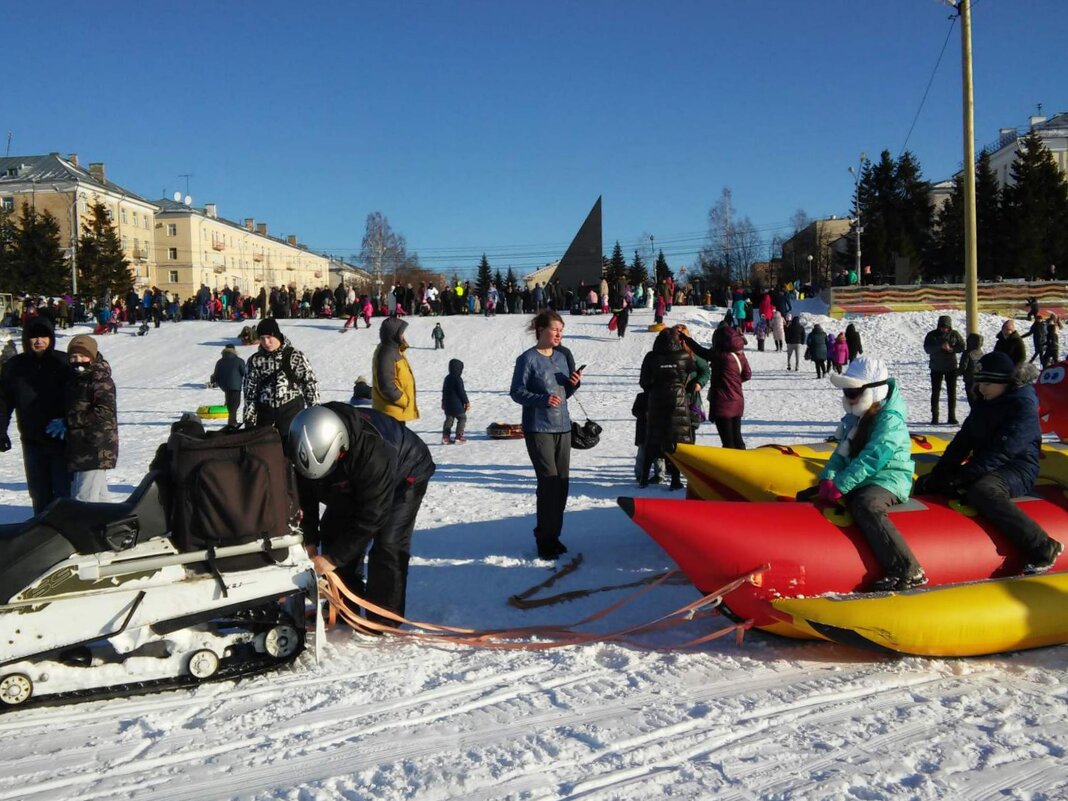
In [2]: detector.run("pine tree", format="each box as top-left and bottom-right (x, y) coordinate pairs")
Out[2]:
(77, 201), (132, 302)
(0, 205), (16, 290)
(654, 250), (671, 283)
(504, 266), (518, 292)
(606, 242), (627, 288)
(975, 149), (1003, 280)
(855, 150), (932, 281)
(629, 250), (649, 287)
(474, 253), (492, 301)
(8, 203), (68, 295)
(1002, 132), (1068, 279)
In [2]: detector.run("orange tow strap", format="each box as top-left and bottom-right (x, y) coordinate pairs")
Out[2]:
(318, 566), (764, 651)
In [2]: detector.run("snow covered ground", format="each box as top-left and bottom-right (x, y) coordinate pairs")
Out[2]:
(1, 302), (1065, 800)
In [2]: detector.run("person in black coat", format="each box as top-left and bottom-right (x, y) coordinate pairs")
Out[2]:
(806, 323), (829, 378)
(923, 315), (966, 424)
(845, 323), (863, 363)
(638, 327), (693, 490)
(916, 352), (1063, 573)
(211, 344), (247, 428)
(784, 315), (806, 371)
(0, 317), (71, 512)
(993, 319), (1027, 366)
(615, 300), (630, 339)
(441, 358), (470, 444)
(292, 401), (436, 627)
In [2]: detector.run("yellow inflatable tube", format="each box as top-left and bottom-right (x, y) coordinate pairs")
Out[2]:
(670, 435), (949, 502)
(771, 571), (1068, 657)
(672, 437), (1068, 502)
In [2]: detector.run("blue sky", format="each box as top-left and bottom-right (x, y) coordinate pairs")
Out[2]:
(4, 1), (1066, 278)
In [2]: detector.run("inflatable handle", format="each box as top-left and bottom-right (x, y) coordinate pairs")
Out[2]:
(948, 499), (980, 517)
(910, 434), (933, 450)
(762, 444), (798, 456)
(822, 506), (855, 528)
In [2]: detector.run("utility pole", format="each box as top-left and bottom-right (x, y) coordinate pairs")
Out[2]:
(958, 0), (979, 335)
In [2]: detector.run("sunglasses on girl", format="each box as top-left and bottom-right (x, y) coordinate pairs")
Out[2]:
(841, 379), (888, 400)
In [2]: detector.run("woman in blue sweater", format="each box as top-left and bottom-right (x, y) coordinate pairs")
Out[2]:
(510, 310), (583, 560)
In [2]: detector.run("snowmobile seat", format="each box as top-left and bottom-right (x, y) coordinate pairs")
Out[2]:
(0, 472), (168, 605)
(40, 471), (168, 555)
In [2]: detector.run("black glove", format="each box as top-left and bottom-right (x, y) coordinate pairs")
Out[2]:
(0, 433), (9, 452)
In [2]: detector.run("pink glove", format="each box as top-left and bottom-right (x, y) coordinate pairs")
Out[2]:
(818, 479), (843, 503)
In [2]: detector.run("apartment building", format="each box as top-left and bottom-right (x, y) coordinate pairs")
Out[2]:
(987, 111), (1068, 188)
(153, 198), (331, 299)
(0, 153), (158, 289)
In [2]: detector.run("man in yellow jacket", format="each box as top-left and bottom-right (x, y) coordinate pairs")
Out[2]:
(373, 316), (420, 423)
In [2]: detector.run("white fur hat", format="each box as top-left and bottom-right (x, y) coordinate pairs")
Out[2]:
(830, 355), (890, 403)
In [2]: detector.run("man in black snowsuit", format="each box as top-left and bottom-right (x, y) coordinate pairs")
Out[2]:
(923, 315), (965, 425)
(211, 344), (247, 428)
(291, 402), (435, 626)
(0, 317), (71, 512)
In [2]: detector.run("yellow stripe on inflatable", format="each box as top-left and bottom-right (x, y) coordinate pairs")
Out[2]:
(672, 437), (1068, 502)
(771, 572), (1068, 656)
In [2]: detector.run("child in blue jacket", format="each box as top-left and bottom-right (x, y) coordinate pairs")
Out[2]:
(817, 356), (922, 591)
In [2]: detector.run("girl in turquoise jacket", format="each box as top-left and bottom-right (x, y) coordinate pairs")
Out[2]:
(817, 356), (924, 592)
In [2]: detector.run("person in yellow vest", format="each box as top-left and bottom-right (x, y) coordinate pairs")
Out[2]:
(373, 316), (420, 423)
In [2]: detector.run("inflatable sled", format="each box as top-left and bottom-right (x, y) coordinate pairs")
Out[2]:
(771, 571), (1068, 657)
(196, 404), (230, 420)
(0, 445), (314, 707)
(648, 323), (666, 332)
(487, 422), (524, 440)
(617, 488), (1068, 639)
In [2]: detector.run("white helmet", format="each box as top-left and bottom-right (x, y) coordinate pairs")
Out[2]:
(288, 406), (349, 479)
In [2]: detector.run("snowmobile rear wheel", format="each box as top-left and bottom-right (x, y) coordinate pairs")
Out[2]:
(264, 625), (301, 659)
(0, 674), (33, 707)
(187, 649), (220, 680)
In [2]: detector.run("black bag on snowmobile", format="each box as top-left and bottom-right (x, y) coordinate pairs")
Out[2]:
(165, 425), (299, 562)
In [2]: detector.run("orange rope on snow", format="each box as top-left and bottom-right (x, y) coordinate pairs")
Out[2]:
(318, 566), (765, 651)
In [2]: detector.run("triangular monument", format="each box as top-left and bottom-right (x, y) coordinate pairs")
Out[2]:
(553, 197), (602, 289)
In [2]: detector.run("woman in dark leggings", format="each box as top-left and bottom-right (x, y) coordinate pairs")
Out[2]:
(638, 328), (694, 489)
(680, 324), (751, 450)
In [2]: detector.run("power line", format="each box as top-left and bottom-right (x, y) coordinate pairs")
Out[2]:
(899, 11), (958, 156)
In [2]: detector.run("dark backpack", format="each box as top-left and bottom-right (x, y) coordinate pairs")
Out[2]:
(165, 425), (299, 561)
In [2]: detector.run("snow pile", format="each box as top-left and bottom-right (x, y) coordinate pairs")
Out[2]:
(0, 305), (1065, 800)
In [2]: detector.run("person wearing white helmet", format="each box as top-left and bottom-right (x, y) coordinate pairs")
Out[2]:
(288, 402), (435, 626)
(816, 355), (925, 592)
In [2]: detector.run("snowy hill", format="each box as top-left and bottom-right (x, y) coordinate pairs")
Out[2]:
(0, 305), (1065, 801)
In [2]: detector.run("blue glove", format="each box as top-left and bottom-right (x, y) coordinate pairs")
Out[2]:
(45, 418), (67, 439)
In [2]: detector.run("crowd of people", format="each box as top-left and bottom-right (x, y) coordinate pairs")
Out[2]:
(1, 277), (1065, 620)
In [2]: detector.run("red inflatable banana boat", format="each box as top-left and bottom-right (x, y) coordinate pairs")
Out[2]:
(617, 488), (1068, 639)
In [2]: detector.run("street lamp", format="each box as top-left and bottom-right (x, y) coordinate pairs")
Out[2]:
(52, 184), (79, 296)
(847, 152), (867, 284)
(807, 254), (814, 288)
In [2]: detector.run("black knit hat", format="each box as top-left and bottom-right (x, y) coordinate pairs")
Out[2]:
(974, 351), (1015, 384)
(256, 317), (284, 342)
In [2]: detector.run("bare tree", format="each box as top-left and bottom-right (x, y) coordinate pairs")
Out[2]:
(359, 211), (422, 293)
(697, 188), (765, 292)
(790, 208), (811, 234)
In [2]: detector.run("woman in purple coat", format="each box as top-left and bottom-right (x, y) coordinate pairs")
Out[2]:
(681, 324), (752, 449)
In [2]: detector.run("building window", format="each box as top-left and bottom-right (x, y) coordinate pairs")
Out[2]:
(169, 270), (179, 283)
(122, 236), (129, 251)
(121, 208), (127, 224)
(1, 197), (12, 211)
(168, 247), (178, 260)
(167, 223), (177, 236)
(132, 211), (139, 226)
(144, 215), (150, 229)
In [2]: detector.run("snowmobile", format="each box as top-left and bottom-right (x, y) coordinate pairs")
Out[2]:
(0, 470), (316, 709)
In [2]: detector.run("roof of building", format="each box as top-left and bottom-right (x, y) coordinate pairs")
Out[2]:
(0, 153), (154, 204)
(154, 197), (324, 255)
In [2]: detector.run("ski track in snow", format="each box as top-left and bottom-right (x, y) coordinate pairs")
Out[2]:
(1, 305), (1066, 799)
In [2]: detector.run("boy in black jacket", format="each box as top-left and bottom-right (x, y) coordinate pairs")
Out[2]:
(916, 352), (1064, 573)
(441, 358), (470, 443)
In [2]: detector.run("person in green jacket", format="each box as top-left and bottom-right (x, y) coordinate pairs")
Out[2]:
(816, 356), (925, 592)
(677, 324), (711, 434)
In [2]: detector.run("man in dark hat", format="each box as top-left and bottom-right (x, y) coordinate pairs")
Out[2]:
(922, 315), (965, 425)
(916, 351), (1063, 574)
(0, 317), (71, 512)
